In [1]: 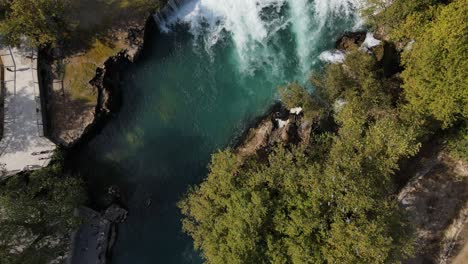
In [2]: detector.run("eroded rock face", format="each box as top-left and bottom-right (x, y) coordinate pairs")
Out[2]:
(235, 104), (312, 161)
(236, 118), (274, 160)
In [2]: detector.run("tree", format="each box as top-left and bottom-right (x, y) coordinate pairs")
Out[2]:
(311, 50), (393, 114)
(0, 0), (70, 47)
(363, 0), (443, 40)
(278, 83), (323, 120)
(401, 0), (468, 127)
(0, 162), (85, 264)
(179, 110), (417, 263)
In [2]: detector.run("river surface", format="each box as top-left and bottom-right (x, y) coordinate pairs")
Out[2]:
(72, 1), (363, 263)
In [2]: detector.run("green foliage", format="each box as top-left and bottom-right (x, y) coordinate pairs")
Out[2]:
(0, 0), (168, 47)
(312, 50), (393, 114)
(364, 0), (443, 40)
(278, 83), (323, 119)
(179, 26), (427, 264)
(180, 84), (419, 262)
(332, 99), (420, 197)
(0, 161), (85, 264)
(446, 122), (468, 162)
(401, 0), (468, 128)
(119, 0), (168, 12)
(0, 0), (71, 47)
(180, 135), (415, 263)
(179, 1), (467, 263)
(391, 4), (440, 41)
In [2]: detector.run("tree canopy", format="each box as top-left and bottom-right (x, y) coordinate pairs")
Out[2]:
(179, 120), (416, 263)
(0, 0), (70, 47)
(0, 0), (169, 48)
(400, 0), (467, 127)
(0, 160), (85, 264)
(278, 83), (323, 120)
(179, 47), (419, 263)
(364, 0), (444, 40)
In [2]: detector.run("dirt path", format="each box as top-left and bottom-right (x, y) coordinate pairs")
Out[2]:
(398, 152), (468, 263)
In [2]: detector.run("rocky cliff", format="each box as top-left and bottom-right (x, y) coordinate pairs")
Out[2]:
(39, 2), (157, 147)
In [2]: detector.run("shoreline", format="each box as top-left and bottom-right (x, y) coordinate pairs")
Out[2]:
(64, 15), (158, 264)
(64, 6), (190, 262)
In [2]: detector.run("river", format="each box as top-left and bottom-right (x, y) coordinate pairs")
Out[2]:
(72, 0), (363, 263)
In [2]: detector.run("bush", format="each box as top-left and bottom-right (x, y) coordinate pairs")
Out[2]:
(312, 50), (393, 114)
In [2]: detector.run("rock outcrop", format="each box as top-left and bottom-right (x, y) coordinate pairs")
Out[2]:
(235, 104), (312, 161)
(70, 205), (128, 264)
(336, 31), (366, 50)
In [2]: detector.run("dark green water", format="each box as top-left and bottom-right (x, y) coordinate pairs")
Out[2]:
(73, 1), (362, 263)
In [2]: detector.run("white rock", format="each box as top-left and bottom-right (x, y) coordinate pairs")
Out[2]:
(276, 118), (289, 128)
(290, 107), (303, 115)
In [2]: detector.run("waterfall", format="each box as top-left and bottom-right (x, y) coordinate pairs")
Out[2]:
(156, 0), (364, 76)
(154, 0), (189, 26)
(289, 0), (363, 73)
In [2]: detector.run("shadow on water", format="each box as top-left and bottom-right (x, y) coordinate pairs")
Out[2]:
(67, 23), (208, 263)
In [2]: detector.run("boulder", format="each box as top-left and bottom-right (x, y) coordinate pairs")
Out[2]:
(103, 204), (128, 223)
(336, 32), (366, 51)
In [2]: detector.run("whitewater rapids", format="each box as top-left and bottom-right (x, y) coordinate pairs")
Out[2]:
(157, 0), (364, 77)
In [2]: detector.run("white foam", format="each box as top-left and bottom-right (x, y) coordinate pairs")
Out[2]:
(162, 0), (286, 71)
(319, 50), (345, 63)
(361, 32), (381, 49)
(290, 0), (363, 74)
(160, 0), (366, 74)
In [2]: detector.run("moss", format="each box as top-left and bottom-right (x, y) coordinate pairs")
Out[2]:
(63, 39), (122, 105)
(59, 0), (166, 105)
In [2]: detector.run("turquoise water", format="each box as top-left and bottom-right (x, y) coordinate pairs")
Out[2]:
(73, 1), (362, 263)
